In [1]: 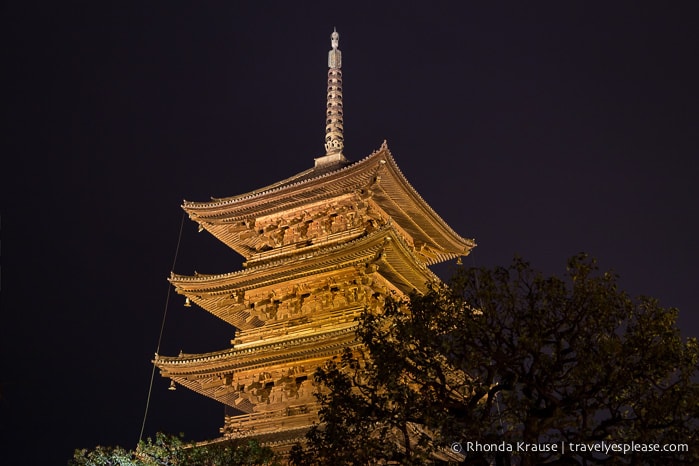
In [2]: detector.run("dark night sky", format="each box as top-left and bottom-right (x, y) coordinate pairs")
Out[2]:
(1, 2), (698, 464)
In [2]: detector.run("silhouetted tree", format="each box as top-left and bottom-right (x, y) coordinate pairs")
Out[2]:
(291, 254), (699, 465)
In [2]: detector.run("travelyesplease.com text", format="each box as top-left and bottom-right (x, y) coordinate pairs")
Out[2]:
(451, 440), (689, 455)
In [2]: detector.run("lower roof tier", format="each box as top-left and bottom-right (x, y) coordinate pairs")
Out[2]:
(155, 324), (359, 410)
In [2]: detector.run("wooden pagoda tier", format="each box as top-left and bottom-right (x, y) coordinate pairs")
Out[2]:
(154, 142), (475, 447)
(182, 143), (475, 267)
(168, 224), (438, 333)
(154, 324), (358, 439)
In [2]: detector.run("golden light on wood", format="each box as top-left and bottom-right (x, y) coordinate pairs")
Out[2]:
(151, 29), (475, 458)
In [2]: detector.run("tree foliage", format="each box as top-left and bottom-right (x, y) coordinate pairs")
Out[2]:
(70, 432), (278, 466)
(291, 254), (699, 465)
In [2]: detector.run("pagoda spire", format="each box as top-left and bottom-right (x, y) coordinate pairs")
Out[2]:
(316, 28), (347, 167)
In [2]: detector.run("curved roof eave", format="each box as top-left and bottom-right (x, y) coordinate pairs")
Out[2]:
(181, 143), (475, 258)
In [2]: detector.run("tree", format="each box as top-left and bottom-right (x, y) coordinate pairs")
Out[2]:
(291, 254), (699, 465)
(70, 432), (278, 466)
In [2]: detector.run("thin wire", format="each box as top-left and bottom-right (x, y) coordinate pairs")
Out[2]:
(139, 211), (186, 444)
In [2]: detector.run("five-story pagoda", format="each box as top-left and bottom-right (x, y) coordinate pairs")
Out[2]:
(153, 29), (475, 451)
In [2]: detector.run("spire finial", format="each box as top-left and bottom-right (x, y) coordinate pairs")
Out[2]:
(328, 28), (340, 68)
(316, 28), (346, 166)
(331, 27), (339, 51)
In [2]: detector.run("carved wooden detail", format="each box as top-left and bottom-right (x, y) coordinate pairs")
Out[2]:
(230, 195), (394, 266)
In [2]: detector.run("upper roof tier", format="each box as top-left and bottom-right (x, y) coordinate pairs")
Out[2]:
(183, 142), (475, 266)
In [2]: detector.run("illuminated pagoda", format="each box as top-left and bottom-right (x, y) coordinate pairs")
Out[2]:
(154, 29), (475, 453)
